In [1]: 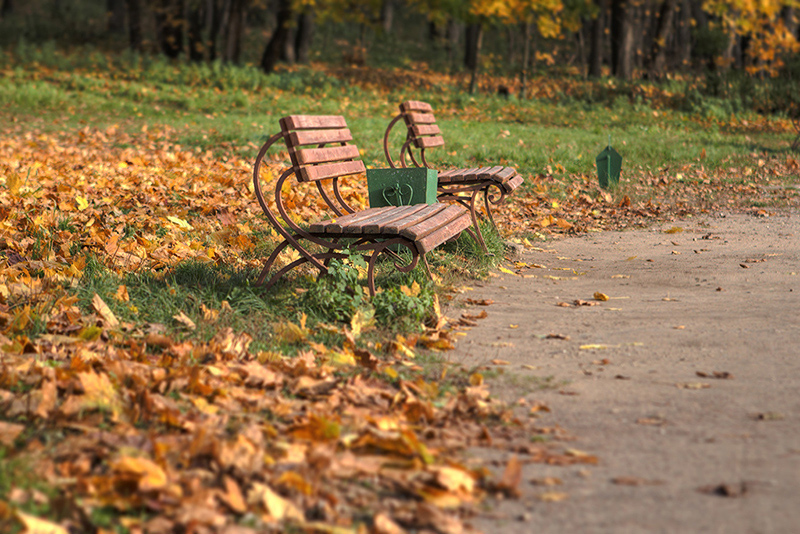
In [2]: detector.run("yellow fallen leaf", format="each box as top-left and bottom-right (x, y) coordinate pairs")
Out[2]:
(539, 491), (569, 502)
(173, 310), (196, 330)
(15, 511), (69, 534)
(491, 359), (510, 365)
(509, 324), (519, 329)
(593, 292), (609, 301)
(91, 293), (119, 328)
(664, 226), (684, 234)
(579, 344), (608, 350)
(76, 196), (89, 211)
(499, 266), (515, 275)
(166, 215), (193, 229)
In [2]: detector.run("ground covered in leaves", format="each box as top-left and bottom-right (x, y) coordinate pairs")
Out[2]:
(0, 112), (798, 534)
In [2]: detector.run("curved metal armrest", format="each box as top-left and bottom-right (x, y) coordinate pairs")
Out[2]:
(382, 114), (406, 169)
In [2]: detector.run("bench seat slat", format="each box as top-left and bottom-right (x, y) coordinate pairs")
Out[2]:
(501, 174), (525, 193)
(334, 205), (426, 234)
(308, 206), (393, 233)
(289, 128), (352, 147)
(298, 160), (366, 182)
(282, 115), (347, 130)
(416, 212), (473, 254)
(401, 204), (470, 241)
(296, 145), (360, 165)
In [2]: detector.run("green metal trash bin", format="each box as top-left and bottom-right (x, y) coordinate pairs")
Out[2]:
(367, 167), (438, 208)
(596, 145), (622, 189)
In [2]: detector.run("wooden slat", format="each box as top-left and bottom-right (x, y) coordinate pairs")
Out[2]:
(309, 206), (393, 233)
(477, 166), (505, 179)
(382, 204), (448, 234)
(438, 169), (457, 178)
(401, 204), (468, 240)
(414, 136), (445, 149)
(416, 212), (472, 254)
(491, 167), (518, 182)
(501, 175), (525, 193)
(282, 115), (347, 131)
(401, 101), (433, 113)
(411, 124), (441, 136)
(296, 145), (360, 165)
(361, 204), (430, 233)
(298, 160), (366, 182)
(407, 112), (436, 125)
(289, 128), (352, 147)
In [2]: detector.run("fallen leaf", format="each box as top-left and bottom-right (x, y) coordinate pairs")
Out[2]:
(697, 482), (748, 497)
(593, 292), (609, 301)
(91, 293), (119, 328)
(538, 491), (569, 502)
(546, 333), (570, 340)
(696, 371), (733, 379)
(612, 476), (664, 486)
(172, 310), (196, 330)
(676, 382), (711, 389)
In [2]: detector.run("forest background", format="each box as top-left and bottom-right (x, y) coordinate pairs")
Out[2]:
(1, 1), (800, 534)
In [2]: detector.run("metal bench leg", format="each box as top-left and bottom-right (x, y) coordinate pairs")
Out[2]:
(469, 188), (489, 254)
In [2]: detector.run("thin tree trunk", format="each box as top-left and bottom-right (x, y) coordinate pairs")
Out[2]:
(209, 0), (227, 61)
(381, 0), (394, 34)
(224, 0), (245, 63)
(107, 0), (126, 33)
(126, 0), (143, 52)
(611, 0), (635, 79)
(465, 23), (483, 94)
(520, 22), (532, 99)
(647, 0), (677, 76)
(294, 11), (314, 63)
(261, 0), (293, 73)
(1, 0), (13, 18)
(588, 0), (605, 77)
(155, 0), (185, 59)
(187, 0), (206, 61)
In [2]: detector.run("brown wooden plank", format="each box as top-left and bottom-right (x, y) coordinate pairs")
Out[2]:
(476, 166), (505, 179)
(411, 124), (441, 136)
(336, 207), (423, 235)
(491, 167), (518, 182)
(282, 115), (347, 131)
(289, 128), (352, 147)
(416, 212), (472, 253)
(310, 206), (393, 233)
(401, 204), (469, 240)
(407, 112), (436, 125)
(298, 160), (366, 182)
(414, 136), (444, 149)
(501, 175), (524, 193)
(448, 167), (481, 182)
(401, 101), (433, 113)
(382, 204), (448, 234)
(361, 204), (430, 233)
(296, 145), (360, 165)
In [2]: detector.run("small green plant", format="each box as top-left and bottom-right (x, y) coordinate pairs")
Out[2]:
(373, 282), (434, 330)
(300, 249), (367, 323)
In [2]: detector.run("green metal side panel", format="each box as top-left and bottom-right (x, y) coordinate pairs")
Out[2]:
(596, 146), (622, 189)
(367, 167), (438, 208)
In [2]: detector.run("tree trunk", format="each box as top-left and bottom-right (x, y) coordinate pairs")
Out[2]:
(107, 0), (126, 33)
(261, 0), (293, 73)
(294, 11), (315, 63)
(187, 0), (207, 62)
(209, 0), (227, 61)
(381, 0), (394, 35)
(465, 23), (483, 94)
(223, 0), (245, 63)
(126, 0), (143, 52)
(646, 0), (677, 76)
(155, 0), (185, 59)
(446, 20), (462, 67)
(588, 0), (606, 77)
(1, 0), (13, 18)
(610, 0), (635, 79)
(520, 22), (532, 99)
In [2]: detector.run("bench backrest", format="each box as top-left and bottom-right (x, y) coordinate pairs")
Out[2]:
(280, 115), (366, 183)
(398, 101), (444, 150)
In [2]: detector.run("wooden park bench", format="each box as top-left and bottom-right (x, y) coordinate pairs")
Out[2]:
(383, 100), (525, 252)
(252, 115), (475, 295)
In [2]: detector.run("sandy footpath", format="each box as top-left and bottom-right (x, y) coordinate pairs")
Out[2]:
(449, 212), (800, 534)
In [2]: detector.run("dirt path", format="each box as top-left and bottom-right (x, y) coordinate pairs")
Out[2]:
(449, 212), (800, 534)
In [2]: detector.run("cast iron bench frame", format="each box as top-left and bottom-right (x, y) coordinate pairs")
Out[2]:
(252, 115), (475, 295)
(383, 100), (525, 252)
